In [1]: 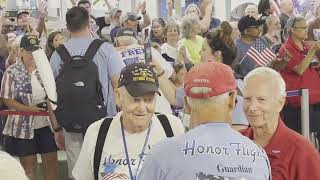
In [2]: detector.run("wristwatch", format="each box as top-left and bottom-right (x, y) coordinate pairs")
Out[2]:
(53, 126), (63, 132)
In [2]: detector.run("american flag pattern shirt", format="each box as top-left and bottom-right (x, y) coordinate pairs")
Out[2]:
(0, 60), (44, 139)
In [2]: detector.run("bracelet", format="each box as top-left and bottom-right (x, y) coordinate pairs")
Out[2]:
(53, 126), (63, 132)
(157, 70), (165, 77)
(142, 10), (147, 15)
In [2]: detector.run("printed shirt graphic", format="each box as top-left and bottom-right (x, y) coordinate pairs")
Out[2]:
(138, 123), (271, 180)
(72, 112), (185, 180)
(116, 43), (173, 78)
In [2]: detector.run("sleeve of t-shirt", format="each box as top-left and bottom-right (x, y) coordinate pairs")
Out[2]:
(176, 87), (185, 107)
(72, 120), (103, 180)
(291, 145), (320, 180)
(279, 45), (302, 70)
(0, 70), (16, 99)
(49, 51), (63, 78)
(151, 47), (174, 78)
(103, 43), (125, 77)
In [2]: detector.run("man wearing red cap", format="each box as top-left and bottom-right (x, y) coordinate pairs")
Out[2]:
(139, 61), (271, 180)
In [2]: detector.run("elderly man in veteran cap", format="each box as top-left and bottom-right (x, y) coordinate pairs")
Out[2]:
(241, 67), (320, 180)
(73, 62), (184, 180)
(139, 61), (271, 180)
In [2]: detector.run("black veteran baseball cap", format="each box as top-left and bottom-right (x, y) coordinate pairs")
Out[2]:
(119, 62), (160, 97)
(20, 35), (40, 51)
(238, 15), (265, 32)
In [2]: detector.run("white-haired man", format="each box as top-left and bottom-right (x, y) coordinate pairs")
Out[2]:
(139, 61), (271, 180)
(241, 67), (320, 180)
(72, 63), (184, 180)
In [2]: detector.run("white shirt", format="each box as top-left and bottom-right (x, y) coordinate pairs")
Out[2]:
(72, 112), (185, 180)
(161, 43), (178, 60)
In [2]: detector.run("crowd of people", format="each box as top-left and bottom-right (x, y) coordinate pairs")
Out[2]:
(0, 0), (320, 180)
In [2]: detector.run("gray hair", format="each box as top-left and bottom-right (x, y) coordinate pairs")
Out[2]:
(115, 36), (138, 46)
(181, 16), (199, 39)
(284, 16), (306, 37)
(187, 87), (230, 111)
(243, 67), (286, 97)
(184, 4), (200, 16)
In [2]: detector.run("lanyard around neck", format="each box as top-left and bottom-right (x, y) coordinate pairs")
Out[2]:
(120, 117), (152, 180)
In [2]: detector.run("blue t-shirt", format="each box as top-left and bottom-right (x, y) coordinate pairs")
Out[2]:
(50, 37), (124, 116)
(139, 123), (271, 180)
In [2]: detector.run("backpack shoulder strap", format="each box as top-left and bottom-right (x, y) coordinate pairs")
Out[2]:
(56, 44), (73, 63)
(93, 117), (113, 180)
(156, 113), (174, 138)
(84, 39), (104, 61)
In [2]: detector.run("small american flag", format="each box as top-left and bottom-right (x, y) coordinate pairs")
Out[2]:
(246, 38), (276, 67)
(272, 0), (281, 16)
(103, 173), (128, 180)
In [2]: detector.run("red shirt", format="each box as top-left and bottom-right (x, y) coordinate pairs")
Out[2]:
(279, 37), (320, 106)
(241, 120), (320, 180)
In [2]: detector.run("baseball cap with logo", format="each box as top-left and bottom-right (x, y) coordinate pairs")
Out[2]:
(17, 10), (29, 19)
(184, 61), (237, 99)
(238, 15), (265, 32)
(20, 35), (40, 51)
(120, 12), (141, 24)
(116, 27), (137, 38)
(119, 63), (160, 97)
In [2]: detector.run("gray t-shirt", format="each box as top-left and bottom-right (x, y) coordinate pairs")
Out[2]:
(139, 123), (271, 180)
(50, 37), (124, 116)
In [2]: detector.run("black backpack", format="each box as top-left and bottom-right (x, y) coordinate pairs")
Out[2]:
(93, 113), (174, 180)
(55, 39), (106, 134)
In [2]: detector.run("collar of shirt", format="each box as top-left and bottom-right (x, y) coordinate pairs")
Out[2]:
(241, 119), (289, 159)
(286, 37), (309, 54)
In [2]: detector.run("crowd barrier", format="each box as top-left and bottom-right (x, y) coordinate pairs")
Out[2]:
(287, 89), (319, 150)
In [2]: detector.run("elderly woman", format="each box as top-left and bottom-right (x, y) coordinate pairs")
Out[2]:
(1, 35), (58, 180)
(178, 16), (203, 65)
(150, 18), (166, 45)
(242, 67), (320, 179)
(185, 4), (200, 17)
(279, 17), (320, 143)
(245, 4), (259, 19)
(261, 16), (282, 46)
(45, 31), (65, 60)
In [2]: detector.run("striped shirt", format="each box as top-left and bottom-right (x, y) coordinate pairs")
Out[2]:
(0, 60), (44, 139)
